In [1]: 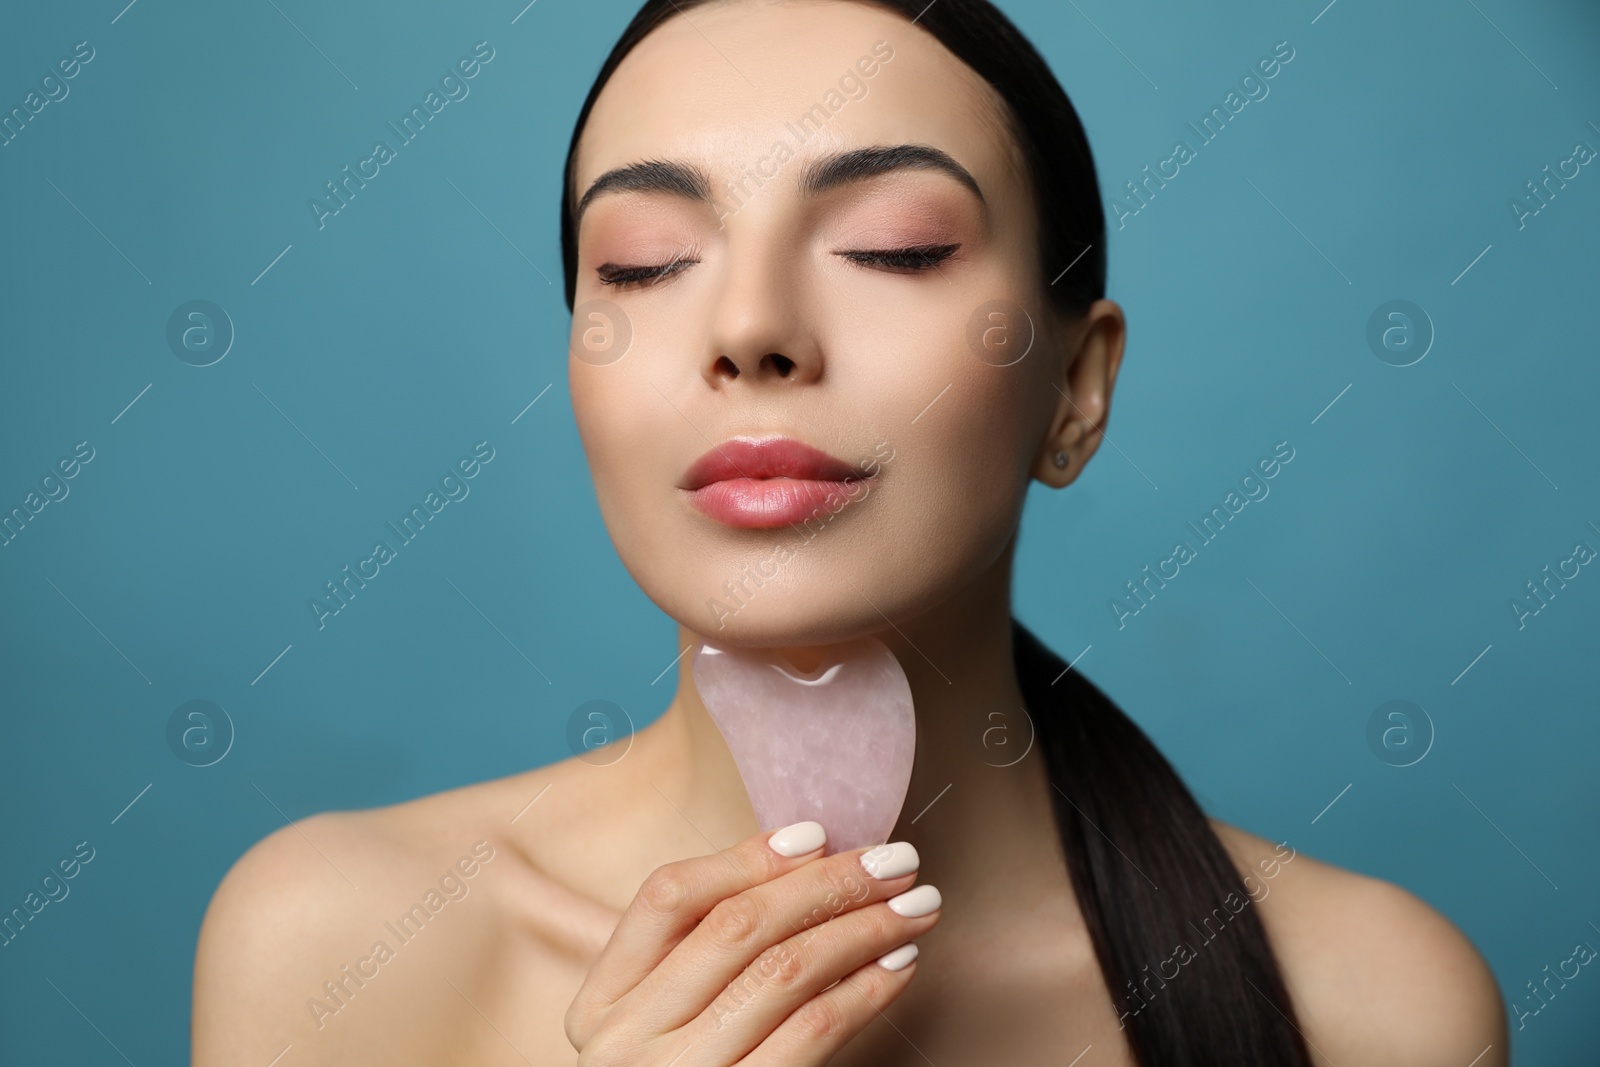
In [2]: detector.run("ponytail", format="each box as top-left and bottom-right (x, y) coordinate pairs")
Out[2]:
(1014, 618), (1315, 1064)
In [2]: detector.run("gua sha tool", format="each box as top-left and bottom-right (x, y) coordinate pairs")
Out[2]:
(692, 636), (915, 856)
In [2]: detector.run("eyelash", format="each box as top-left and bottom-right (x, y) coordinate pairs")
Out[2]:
(594, 243), (960, 290)
(839, 243), (960, 272)
(596, 255), (697, 289)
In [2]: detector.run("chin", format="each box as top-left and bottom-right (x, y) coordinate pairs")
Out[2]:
(624, 530), (982, 651)
(681, 597), (891, 650)
(627, 555), (886, 648)
(602, 473), (1019, 650)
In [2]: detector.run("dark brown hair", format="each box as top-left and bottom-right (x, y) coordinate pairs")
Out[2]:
(559, 2), (1315, 1061)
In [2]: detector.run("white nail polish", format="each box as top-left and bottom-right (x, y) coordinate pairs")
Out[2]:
(877, 942), (919, 972)
(886, 884), (941, 918)
(768, 821), (826, 857)
(860, 841), (919, 879)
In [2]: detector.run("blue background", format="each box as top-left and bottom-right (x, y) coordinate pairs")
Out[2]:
(2, 0), (1596, 1061)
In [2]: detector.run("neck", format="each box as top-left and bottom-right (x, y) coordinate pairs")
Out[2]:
(642, 534), (1066, 905)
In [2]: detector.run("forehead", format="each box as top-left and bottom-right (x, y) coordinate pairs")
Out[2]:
(573, 0), (1025, 205)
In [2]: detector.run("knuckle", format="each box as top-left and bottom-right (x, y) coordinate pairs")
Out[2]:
(796, 865), (866, 933)
(828, 960), (901, 1029)
(754, 940), (809, 990)
(840, 859), (875, 902)
(860, 902), (902, 941)
(705, 894), (764, 948)
(638, 864), (692, 916)
(792, 996), (849, 1042)
(857, 956), (902, 1002)
(821, 860), (871, 909)
(744, 837), (785, 881)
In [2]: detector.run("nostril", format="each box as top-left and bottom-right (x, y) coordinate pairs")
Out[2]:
(766, 353), (794, 377)
(715, 355), (740, 378)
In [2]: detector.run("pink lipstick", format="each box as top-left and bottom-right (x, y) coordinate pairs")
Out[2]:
(680, 435), (873, 528)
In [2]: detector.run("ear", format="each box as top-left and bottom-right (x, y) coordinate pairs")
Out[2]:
(1032, 299), (1126, 487)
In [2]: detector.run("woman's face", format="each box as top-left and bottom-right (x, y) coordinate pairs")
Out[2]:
(568, 0), (1090, 647)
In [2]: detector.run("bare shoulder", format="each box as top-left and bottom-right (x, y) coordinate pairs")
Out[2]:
(191, 760), (612, 1066)
(1208, 819), (1508, 1067)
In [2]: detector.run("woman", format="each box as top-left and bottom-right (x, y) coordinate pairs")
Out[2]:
(192, 1), (1509, 1063)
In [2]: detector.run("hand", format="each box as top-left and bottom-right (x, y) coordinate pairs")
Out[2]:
(565, 821), (941, 1066)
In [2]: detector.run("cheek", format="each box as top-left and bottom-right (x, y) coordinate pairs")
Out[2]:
(569, 365), (671, 534)
(938, 371), (1038, 521)
(859, 369), (1038, 599)
(850, 301), (1041, 474)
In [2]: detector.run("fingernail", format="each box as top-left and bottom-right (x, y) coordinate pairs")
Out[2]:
(860, 841), (919, 879)
(876, 942), (919, 971)
(886, 884), (941, 918)
(768, 821), (826, 857)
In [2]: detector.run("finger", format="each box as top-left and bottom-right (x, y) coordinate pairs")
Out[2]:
(566, 820), (828, 1049)
(741, 939), (923, 1067)
(680, 880), (941, 1062)
(624, 841), (923, 1036)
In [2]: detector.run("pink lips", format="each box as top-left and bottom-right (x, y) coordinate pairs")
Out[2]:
(680, 435), (872, 528)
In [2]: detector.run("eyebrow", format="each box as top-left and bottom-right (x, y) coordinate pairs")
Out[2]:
(572, 143), (986, 226)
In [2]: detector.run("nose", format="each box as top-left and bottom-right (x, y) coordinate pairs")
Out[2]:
(711, 350), (800, 381)
(701, 246), (822, 388)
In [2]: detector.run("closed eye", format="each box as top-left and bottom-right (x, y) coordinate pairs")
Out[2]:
(594, 242), (961, 290)
(839, 243), (960, 273)
(596, 251), (699, 289)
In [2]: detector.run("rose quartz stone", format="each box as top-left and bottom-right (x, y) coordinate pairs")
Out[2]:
(692, 636), (916, 855)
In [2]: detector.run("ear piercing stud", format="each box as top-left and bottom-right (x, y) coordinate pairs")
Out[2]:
(1053, 451), (1070, 469)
